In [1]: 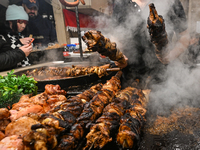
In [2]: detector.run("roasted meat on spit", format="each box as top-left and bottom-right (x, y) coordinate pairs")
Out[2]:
(57, 71), (122, 150)
(26, 64), (112, 80)
(82, 30), (127, 65)
(23, 83), (103, 150)
(117, 89), (150, 149)
(147, 3), (169, 63)
(83, 87), (139, 150)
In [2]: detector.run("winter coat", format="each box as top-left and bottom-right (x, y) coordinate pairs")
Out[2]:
(0, 23), (30, 72)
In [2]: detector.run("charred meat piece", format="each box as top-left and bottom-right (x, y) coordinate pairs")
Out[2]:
(22, 82), (103, 150)
(117, 89), (150, 149)
(25, 64), (113, 80)
(0, 108), (10, 120)
(5, 116), (40, 137)
(82, 30), (127, 64)
(44, 84), (67, 95)
(83, 87), (137, 149)
(58, 71), (122, 150)
(23, 125), (58, 150)
(147, 3), (168, 51)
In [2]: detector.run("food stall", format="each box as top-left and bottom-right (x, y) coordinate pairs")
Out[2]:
(1, 0), (200, 150)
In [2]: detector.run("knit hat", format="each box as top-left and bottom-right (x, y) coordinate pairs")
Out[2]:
(22, 0), (39, 10)
(6, 5), (29, 21)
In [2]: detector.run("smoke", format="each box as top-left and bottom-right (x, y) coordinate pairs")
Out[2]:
(149, 60), (200, 115)
(90, 0), (200, 115)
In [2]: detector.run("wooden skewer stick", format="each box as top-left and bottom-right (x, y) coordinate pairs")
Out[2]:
(106, 68), (121, 72)
(88, 138), (97, 150)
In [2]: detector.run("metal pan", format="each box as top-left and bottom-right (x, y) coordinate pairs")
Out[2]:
(14, 62), (116, 92)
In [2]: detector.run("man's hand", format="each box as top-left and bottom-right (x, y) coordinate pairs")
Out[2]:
(19, 44), (33, 57)
(20, 37), (34, 45)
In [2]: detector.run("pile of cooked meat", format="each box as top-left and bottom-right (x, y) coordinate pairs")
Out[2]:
(25, 64), (112, 81)
(0, 72), (151, 150)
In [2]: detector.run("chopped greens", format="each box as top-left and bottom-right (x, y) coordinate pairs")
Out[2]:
(0, 70), (37, 108)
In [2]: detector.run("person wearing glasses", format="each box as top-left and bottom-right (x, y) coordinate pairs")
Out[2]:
(22, 0), (57, 47)
(0, 4), (33, 72)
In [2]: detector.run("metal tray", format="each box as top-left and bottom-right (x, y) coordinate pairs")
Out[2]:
(14, 62), (115, 92)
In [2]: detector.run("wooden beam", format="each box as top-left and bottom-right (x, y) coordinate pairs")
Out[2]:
(51, 0), (70, 45)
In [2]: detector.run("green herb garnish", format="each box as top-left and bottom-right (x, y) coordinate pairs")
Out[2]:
(0, 70), (38, 108)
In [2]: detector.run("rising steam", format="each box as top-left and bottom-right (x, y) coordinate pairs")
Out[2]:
(90, 0), (200, 115)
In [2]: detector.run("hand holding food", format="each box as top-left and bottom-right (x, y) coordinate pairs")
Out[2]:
(19, 44), (33, 57)
(19, 37), (34, 45)
(82, 30), (127, 65)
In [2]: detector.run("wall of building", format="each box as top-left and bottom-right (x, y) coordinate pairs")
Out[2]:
(180, 0), (200, 34)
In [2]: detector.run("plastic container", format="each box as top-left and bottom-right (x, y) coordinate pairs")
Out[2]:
(67, 44), (76, 52)
(63, 44), (70, 57)
(75, 43), (79, 50)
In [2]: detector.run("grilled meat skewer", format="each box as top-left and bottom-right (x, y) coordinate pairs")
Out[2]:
(26, 64), (112, 79)
(147, 3), (168, 63)
(82, 30), (127, 65)
(57, 71), (122, 150)
(83, 87), (138, 150)
(117, 89), (150, 149)
(23, 83), (103, 150)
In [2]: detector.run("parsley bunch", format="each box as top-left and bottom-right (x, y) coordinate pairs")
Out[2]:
(0, 70), (38, 108)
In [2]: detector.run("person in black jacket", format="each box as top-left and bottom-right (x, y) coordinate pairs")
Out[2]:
(0, 4), (33, 72)
(110, 0), (190, 88)
(22, 0), (57, 47)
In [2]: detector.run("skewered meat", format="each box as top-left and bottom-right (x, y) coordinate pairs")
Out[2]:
(77, 73), (121, 127)
(65, 64), (110, 78)
(23, 83), (103, 150)
(44, 84), (67, 95)
(9, 105), (44, 121)
(147, 3), (168, 63)
(0, 118), (10, 132)
(11, 85), (67, 118)
(0, 131), (5, 141)
(77, 83), (103, 102)
(5, 116), (40, 137)
(116, 89), (150, 149)
(0, 108), (10, 120)
(0, 135), (24, 150)
(83, 87), (138, 149)
(43, 95), (67, 112)
(82, 30), (127, 64)
(23, 124), (58, 150)
(57, 71), (122, 150)
(25, 64), (112, 80)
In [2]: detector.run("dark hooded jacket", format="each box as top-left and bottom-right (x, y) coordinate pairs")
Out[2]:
(27, 14), (57, 46)
(0, 23), (28, 72)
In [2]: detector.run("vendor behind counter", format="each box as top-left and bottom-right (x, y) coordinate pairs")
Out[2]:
(22, 0), (57, 47)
